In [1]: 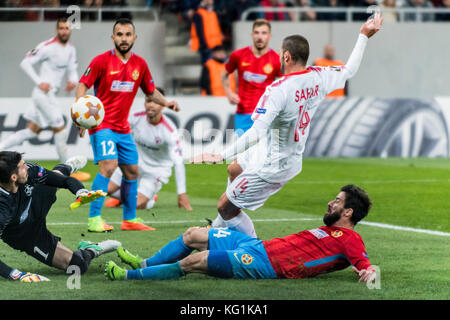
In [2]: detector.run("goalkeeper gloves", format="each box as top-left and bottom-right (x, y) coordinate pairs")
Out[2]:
(70, 189), (108, 211)
(9, 269), (50, 282)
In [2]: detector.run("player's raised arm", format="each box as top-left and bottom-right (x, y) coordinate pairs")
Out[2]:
(146, 88), (179, 112)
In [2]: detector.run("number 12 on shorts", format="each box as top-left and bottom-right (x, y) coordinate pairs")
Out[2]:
(101, 140), (116, 156)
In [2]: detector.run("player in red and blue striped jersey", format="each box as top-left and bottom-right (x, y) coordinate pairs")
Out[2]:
(105, 185), (376, 283)
(75, 18), (179, 233)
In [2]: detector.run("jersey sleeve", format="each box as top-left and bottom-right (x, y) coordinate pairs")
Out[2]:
(224, 50), (239, 74)
(67, 46), (79, 84)
(342, 234), (373, 272)
(79, 55), (104, 89)
(168, 131), (186, 195)
(315, 66), (348, 96)
(251, 84), (286, 125)
(140, 61), (156, 95)
(19, 42), (50, 85)
(0, 201), (11, 239)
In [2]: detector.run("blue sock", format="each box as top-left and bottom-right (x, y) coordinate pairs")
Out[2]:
(145, 235), (192, 267)
(126, 262), (184, 280)
(89, 173), (110, 218)
(120, 177), (138, 221)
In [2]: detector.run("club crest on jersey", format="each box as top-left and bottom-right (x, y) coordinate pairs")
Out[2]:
(330, 66), (343, 72)
(110, 80), (134, 92)
(331, 230), (343, 238)
(132, 69), (140, 80)
(263, 63), (273, 74)
(84, 67), (91, 76)
(241, 254), (253, 265)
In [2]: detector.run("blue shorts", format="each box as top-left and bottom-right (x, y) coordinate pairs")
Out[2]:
(89, 129), (138, 165)
(234, 113), (253, 137)
(207, 228), (277, 279)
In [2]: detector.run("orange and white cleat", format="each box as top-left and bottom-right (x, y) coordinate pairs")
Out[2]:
(121, 218), (156, 231)
(70, 171), (91, 182)
(105, 197), (121, 208)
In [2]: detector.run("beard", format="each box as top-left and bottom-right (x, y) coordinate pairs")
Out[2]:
(57, 34), (69, 44)
(115, 41), (134, 55)
(323, 207), (343, 227)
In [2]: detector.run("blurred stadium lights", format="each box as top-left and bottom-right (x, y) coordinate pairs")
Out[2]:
(241, 7), (450, 22)
(0, 6), (159, 22)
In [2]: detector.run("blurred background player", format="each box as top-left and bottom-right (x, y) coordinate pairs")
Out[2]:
(0, 151), (119, 282)
(75, 18), (179, 233)
(221, 18), (281, 137)
(0, 17), (90, 182)
(200, 45), (236, 97)
(195, 14), (383, 238)
(106, 185), (376, 284)
(314, 44), (347, 98)
(105, 87), (192, 213)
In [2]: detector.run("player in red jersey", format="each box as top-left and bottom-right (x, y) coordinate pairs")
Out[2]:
(106, 184), (375, 283)
(75, 18), (179, 233)
(222, 18), (281, 137)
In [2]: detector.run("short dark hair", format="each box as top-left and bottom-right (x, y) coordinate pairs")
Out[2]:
(0, 151), (23, 184)
(113, 18), (135, 33)
(56, 16), (68, 27)
(252, 18), (271, 32)
(341, 185), (372, 225)
(281, 35), (310, 66)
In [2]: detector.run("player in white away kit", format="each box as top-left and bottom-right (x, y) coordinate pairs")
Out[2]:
(0, 18), (89, 181)
(105, 88), (192, 213)
(193, 14), (383, 237)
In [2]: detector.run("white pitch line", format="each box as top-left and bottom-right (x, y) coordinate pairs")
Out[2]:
(47, 218), (450, 237)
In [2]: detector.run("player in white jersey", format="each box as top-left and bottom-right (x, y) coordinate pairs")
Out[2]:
(193, 14), (383, 238)
(0, 18), (89, 181)
(105, 88), (192, 213)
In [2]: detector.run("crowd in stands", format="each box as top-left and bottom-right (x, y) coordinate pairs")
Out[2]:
(0, 0), (132, 21)
(1, 0), (449, 22)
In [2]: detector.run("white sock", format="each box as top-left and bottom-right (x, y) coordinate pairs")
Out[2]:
(111, 190), (121, 199)
(0, 128), (37, 150)
(225, 210), (257, 238)
(145, 199), (155, 209)
(211, 212), (226, 228)
(54, 129), (68, 163)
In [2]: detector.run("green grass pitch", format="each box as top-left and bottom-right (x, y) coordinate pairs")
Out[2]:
(0, 158), (449, 300)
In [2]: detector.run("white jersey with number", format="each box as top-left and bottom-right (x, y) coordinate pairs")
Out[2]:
(20, 37), (78, 92)
(250, 65), (352, 183)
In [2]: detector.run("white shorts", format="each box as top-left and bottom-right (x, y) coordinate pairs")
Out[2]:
(110, 166), (171, 200)
(236, 138), (267, 171)
(24, 88), (65, 129)
(226, 168), (286, 211)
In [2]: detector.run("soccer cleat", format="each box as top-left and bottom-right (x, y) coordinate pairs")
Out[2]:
(117, 247), (143, 270)
(70, 171), (91, 182)
(78, 240), (122, 257)
(65, 155), (88, 174)
(105, 197), (121, 208)
(70, 190), (107, 211)
(204, 218), (213, 229)
(121, 218), (156, 231)
(105, 261), (126, 281)
(88, 216), (114, 232)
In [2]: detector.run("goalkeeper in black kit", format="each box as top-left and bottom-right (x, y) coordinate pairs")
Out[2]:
(0, 151), (121, 282)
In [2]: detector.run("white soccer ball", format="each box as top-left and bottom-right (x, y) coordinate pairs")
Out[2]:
(71, 95), (105, 130)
